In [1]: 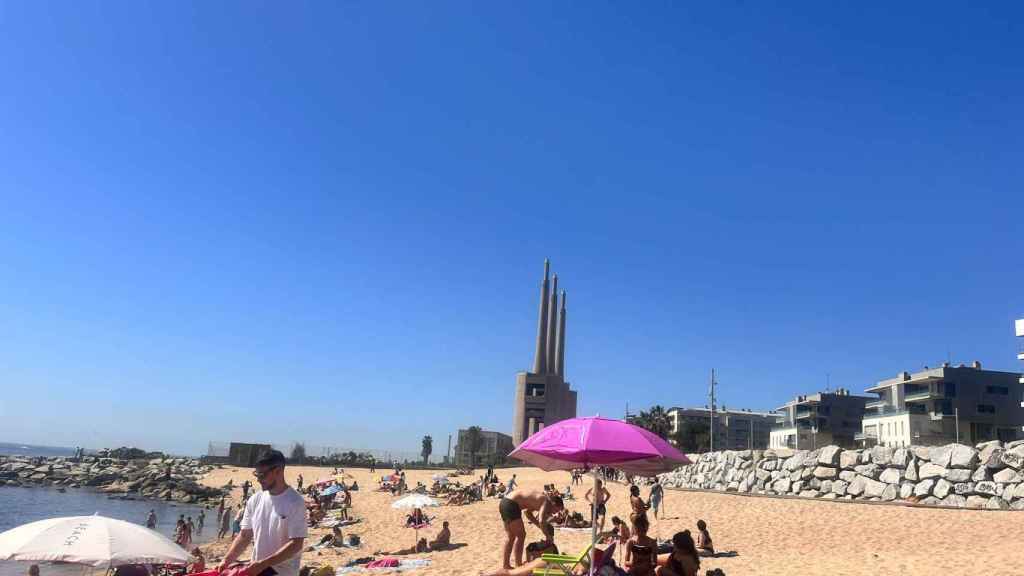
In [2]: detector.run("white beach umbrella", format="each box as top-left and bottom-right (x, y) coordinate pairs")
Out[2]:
(0, 515), (190, 568)
(390, 493), (439, 510)
(391, 494), (439, 546)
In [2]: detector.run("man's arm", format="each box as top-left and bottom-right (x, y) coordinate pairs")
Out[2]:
(523, 507), (541, 530)
(247, 537), (305, 576)
(217, 529), (253, 571)
(603, 487), (612, 503)
(584, 488), (593, 503)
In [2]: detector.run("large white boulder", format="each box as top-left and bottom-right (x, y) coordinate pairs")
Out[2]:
(929, 444), (955, 468)
(933, 478), (952, 499)
(839, 450), (860, 470)
(913, 479), (935, 497)
(870, 446), (893, 466)
(879, 467), (902, 484)
(818, 446), (841, 466)
(918, 463), (946, 480)
(949, 445), (979, 469)
(813, 466), (838, 479)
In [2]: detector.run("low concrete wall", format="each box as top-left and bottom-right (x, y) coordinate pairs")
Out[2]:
(656, 440), (1024, 510)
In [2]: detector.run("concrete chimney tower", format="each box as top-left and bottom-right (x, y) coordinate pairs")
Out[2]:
(531, 259), (550, 374)
(555, 290), (566, 378)
(546, 274), (559, 374)
(514, 259), (578, 446)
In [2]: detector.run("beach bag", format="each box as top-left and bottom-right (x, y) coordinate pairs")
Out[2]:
(347, 534), (360, 546)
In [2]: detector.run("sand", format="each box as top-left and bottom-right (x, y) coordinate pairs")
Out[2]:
(199, 465), (1024, 576)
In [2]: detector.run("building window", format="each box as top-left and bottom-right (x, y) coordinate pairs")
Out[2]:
(944, 382), (957, 398)
(986, 385), (1009, 396)
(978, 404), (997, 414)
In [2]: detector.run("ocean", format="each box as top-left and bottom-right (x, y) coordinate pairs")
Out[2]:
(0, 443), (213, 576)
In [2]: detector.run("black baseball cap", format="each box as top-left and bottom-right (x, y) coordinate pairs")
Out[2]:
(255, 449), (286, 468)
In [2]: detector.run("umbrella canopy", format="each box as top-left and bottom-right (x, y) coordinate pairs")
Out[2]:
(509, 417), (690, 576)
(0, 515), (190, 568)
(390, 494), (439, 510)
(320, 484), (344, 497)
(509, 416), (690, 475)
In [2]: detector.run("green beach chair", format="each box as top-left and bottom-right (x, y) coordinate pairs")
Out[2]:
(531, 541), (595, 576)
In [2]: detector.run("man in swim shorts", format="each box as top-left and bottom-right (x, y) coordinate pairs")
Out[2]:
(499, 488), (564, 569)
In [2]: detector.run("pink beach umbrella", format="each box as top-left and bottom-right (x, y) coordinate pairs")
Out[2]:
(508, 416), (690, 574)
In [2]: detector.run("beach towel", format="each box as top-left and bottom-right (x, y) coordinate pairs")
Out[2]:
(554, 526), (592, 533)
(335, 559), (431, 574)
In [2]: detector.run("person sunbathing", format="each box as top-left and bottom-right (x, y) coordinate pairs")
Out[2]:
(524, 524), (558, 557)
(695, 520), (714, 557)
(376, 537), (430, 556)
(624, 514), (657, 576)
(481, 551), (590, 576)
(655, 531), (700, 576)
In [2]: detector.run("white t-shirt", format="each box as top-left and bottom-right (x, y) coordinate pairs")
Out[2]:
(241, 487), (308, 576)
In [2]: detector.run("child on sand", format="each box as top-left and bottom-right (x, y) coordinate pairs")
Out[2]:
(695, 519), (714, 557)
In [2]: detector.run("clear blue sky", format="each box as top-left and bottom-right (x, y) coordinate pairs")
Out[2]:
(1, 2), (1021, 456)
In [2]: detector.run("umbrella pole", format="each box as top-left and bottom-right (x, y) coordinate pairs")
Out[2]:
(590, 470), (597, 576)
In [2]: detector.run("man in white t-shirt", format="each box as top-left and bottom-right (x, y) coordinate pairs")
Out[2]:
(219, 450), (307, 576)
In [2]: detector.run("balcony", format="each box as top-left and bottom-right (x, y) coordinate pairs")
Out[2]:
(795, 408), (814, 419)
(903, 389), (938, 402)
(865, 399), (889, 410)
(863, 407), (909, 420)
(854, 431), (878, 441)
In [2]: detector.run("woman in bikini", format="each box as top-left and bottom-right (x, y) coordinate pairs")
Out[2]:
(629, 485), (650, 530)
(624, 514), (657, 576)
(656, 531), (700, 576)
(499, 489), (564, 569)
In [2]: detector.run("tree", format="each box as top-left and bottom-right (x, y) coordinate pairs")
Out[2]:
(465, 426), (483, 468)
(421, 435), (433, 464)
(290, 442), (307, 463)
(630, 405), (672, 439)
(670, 420), (712, 453)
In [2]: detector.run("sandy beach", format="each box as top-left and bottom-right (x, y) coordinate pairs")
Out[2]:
(198, 464), (1024, 576)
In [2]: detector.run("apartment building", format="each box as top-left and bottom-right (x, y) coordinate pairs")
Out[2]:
(769, 389), (868, 449)
(859, 362), (1024, 447)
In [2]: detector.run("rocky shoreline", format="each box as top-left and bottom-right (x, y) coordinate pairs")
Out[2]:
(0, 450), (225, 505)
(656, 440), (1024, 510)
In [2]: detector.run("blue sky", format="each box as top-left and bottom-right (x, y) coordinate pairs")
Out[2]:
(1, 2), (1021, 456)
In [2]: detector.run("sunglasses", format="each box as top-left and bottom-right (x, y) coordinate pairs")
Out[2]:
(253, 465), (281, 479)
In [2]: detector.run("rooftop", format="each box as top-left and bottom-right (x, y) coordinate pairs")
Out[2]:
(867, 362), (1022, 392)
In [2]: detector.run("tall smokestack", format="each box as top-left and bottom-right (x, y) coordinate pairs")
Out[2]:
(531, 259), (550, 374)
(555, 290), (566, 378)
(546, 274), (558, 374)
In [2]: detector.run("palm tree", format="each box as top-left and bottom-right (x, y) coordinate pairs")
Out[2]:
(631, 405), (672, 439)
(465, 426), (483, 468)
(421, 435), (433, 464)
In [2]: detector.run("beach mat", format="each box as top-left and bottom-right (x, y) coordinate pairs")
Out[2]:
(336, 559), (431, 573)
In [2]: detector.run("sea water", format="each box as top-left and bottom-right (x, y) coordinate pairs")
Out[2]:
(0, 443), (214, 576)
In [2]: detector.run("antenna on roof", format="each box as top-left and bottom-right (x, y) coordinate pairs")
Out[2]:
(826, 372), (831, 393)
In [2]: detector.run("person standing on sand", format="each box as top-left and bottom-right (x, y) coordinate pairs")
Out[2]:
(649, 480), (664, 520)
(499, 488), (564, 569)
(197, 509), (205, 534)
(219, 505), (233, 539)
(585, 479), (612, 534)
(242, 479), (252, 501)
(219, 450), (307, 576)
(146, 510), (157, 529)
(297, 474), (303, 491)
